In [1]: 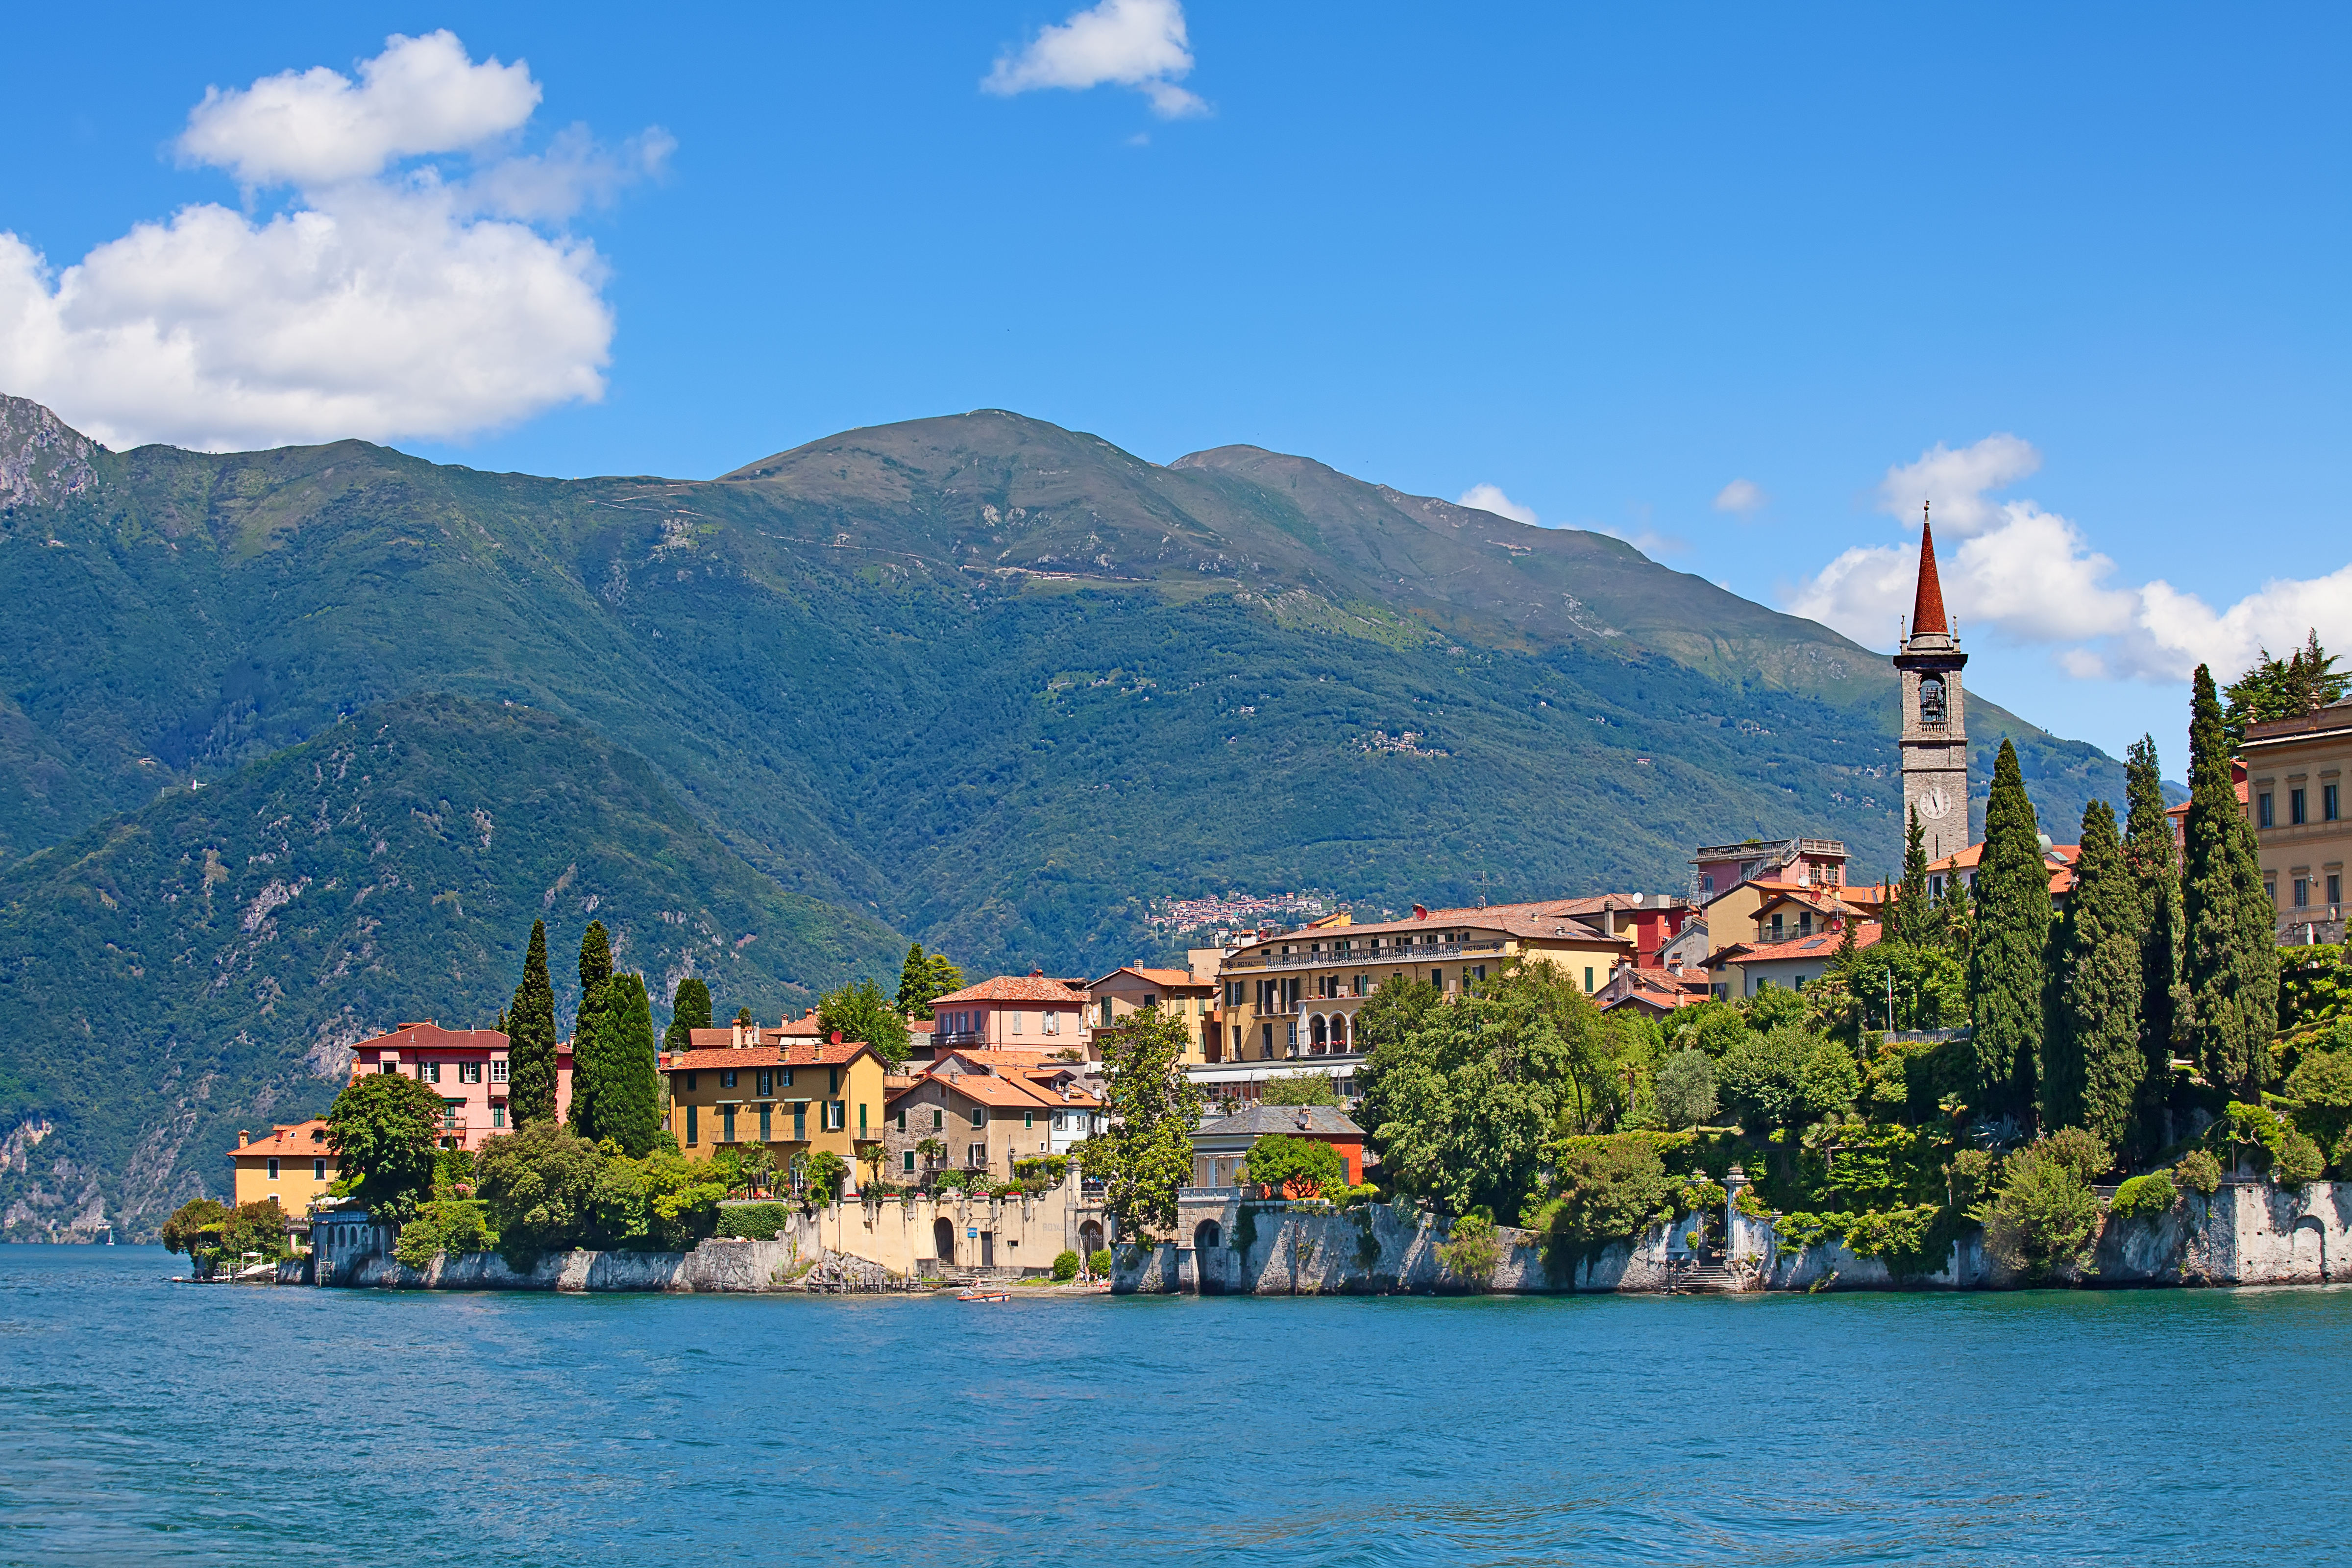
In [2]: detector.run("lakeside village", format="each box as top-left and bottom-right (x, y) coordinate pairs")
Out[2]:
(171, 527), (2352, 1295)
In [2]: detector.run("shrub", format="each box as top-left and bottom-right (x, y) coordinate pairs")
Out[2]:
(1654, 1050), (1718, 1130)
(1946, 1148), (1999, 1217)
(2276, 1129), (2327, 1188)
(933, 1168), (969, 1192)
(1535, 1134), (1669, 1242)
(1984, 1138), (2104, 1282)
(1719, 1026), (1859, 1132)
(715, 1201), (793, 1240)
(475, 1123), (608, 1267)
(1241, 1134), (1347, 1199)
(1436, 1212), (1505, 1289)
(1012, 1155), (1070, 1185)
(161, 1198), (229, 1255)
(2283, 1046), (2352, 1166)
(2205, 1102), (2288, 1176)
(1087, 1248), (1114, 1276)
(2109, 1171), (2178, 1218)
(1841, 1203), (1941, 1262)
(394, 1199), (495, 1268)
(2038, 1127), (2114, 1186)
(1051, 1249), (1080, 1281)
(2173, 1148), (2224, 1195)
(801, 1150), (849, 1205)
(1260, 1072), (1339, 1106)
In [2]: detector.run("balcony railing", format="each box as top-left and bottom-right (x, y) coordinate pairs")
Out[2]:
(1223, 940), (1507, 974)
(934, 1030), (988, 1049)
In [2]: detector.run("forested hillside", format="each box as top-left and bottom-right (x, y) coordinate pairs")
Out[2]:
(0, 394), (2132, 1234)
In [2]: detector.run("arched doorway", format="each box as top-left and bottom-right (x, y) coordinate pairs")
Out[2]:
(1195, 1219), (1222, 1251)
(2292, 1217), (2327, 1281)
(933, 1216), (956, 1267)
(1331, 1013), (1349, 1052)
(1079, 1220), (1103, 1256)
(1310, 1015), (1328, 1052)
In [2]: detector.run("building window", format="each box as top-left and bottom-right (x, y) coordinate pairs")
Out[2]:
(459, 1061), (482, 1084)
(684, 1073), (698, 1091)
(827, 1067), (840, 1094)
(1011, 1011), (1024, 1035)
(760, 1102), (773, 1142)
(721, 1105), (737, 1143)
(721, 1069), (737, 1089)
(491, 1109), (504, 1129)
(969, 1142), (987, 1166)
(1024, 1110), (1034, 1128)
(782, 1067), (794, 1088)
(1043, 1010), (1060, 1035)
(904, 1150), (916, 1174)
(757, 1070), (773, 1096)
(971, 1106), (987, 1128)
(826, 1101), (845, 1131)
(2331, 874), (2343, 908)
(1101, 999), (1114, 1027)
(1798, 911), (1813, 937)
(2293, 788), (2308, 826)
(686, 1104), (699, 1145)
(1919, 675), (1946, 726)
(2266, 877), (2279, 906)
(491, 1058), (508, 1083)
(419, 1060), (441, 1083)
(793, 1103), (808, 1140)
(2328, 784), (2342, 822)
(379, 1061), (396, 1074)
(2258, 792), (2275, 828)
(1584, 967), (1595, 991)
(932, 1108), (944, 1130)
(1431, 968), (1445, 990)
(313, 1158), (327, 1179)
(859, 1102), (868, 1135)
(267, 1158), (280, 1180)
(896, 1108), (907, 1131)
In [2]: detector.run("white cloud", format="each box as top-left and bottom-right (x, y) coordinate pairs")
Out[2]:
(0, 32), (662, 451)
(1457, 482), (1538, 525)
(1713, 477), (1766, 514)
(1788, 432), (2352, 684)
(984, 0), (1209, 119)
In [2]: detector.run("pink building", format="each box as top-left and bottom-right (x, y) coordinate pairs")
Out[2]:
(350, 1021), (574, 1151)
(927, 971), (1089, 1053)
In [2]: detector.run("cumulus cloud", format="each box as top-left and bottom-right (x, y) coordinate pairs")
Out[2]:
(0, 32), (664, 451)
(1713, 477), (1767, 514)
(984, 0), (1209, 119)
(1787, 433), (2352, 682)
(1457, 482), (1538, 525)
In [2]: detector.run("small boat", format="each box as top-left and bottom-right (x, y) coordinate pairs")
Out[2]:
(956, 1289), (1011, 1303)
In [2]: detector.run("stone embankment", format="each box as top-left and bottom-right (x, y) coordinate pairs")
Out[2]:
(1114, 1180), (2352, 1295)
(332, 1235), (910, 1293)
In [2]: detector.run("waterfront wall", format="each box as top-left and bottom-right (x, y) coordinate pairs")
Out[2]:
(1111, 1181), (2352, 1295)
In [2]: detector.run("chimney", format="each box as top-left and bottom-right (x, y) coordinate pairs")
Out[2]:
(1031, 968), (1044, 978)
(238, 1130), (250, 1147)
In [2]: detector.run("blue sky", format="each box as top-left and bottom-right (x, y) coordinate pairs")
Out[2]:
(4, 3), (2348, 769)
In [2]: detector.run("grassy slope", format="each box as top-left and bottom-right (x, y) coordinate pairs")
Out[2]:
(0, 695), (901, 1238)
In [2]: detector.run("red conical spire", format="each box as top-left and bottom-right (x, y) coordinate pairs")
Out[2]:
(1910, 503), (1949, 638)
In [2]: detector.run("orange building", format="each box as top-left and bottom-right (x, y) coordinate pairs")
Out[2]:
(227, 1119), (340, 1209)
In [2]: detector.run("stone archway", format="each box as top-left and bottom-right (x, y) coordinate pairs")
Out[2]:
(2291, 1216), (2327, 1281)
(1195, 1219), (1222, 1251)
(934, 1216), (956, 1268)
(1331, 1013), (1349, 1052)
(1079, 1219), (1103, 1257)
(1310, 1015), (1328, 1052)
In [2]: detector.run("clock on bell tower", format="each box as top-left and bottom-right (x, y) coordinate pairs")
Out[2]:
(1896, 505), (1970, 865)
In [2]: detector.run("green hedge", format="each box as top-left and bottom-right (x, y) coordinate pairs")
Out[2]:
(2109, 1171), (2178, 1218)
(715, 1202), (794, 1239)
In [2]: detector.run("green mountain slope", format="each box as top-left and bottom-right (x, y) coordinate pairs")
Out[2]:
(0, 694), (901, 1239)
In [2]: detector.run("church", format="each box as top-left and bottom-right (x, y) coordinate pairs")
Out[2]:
(1895, 511), (1970, 866)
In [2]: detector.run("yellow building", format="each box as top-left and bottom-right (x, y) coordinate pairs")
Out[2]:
(1087, 963), (1220, 1063)
(1206, 900), (1632, 1086)
(228, 1119), (340, 1210)
(2245, 702), (2352, 939)
(663, 1029), (889, 1170)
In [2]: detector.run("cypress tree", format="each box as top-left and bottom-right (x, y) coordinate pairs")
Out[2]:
(2183, 665), (2278, 1099)
(601, 973), (663, 1158)
(896, 943), (931, 1016)
(1968, 738), (2049, 1124)
(506, 920), (559, 1127)
(663, 977), (712, 1053)
(579, 920), (613, 1000)
(2123, 734), (2182, 1152)
(1891, 808), (1934, 946)
(568, 922), (616, 1141)
(2049, 800), (2143, 1143)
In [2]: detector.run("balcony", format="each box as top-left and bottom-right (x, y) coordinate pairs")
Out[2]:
(1223, 940), (1507, 974)
(935, 1030), (988, 1050)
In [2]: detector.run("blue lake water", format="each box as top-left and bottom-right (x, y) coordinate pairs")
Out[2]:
(3, 1246), (2349, 1566)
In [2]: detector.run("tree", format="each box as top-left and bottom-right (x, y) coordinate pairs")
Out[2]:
(1653, 1049), (1718, 1130)
(578, 919), (612, 999)
(161, 1197), (229, 1255)
(894, 944), (963, 1019)
(475, 1122), (607, 1268)
(325, 1070), (448, 1224)
(1240, 1133), (1347, 1198)
(2183, 664), (2278, 1099)
(506, 920), (560, 1127)
(1534, 1137), (1671, 1243)
(1717, 1025), (1858, 1132)
(800, 1149), (850, 1205)
(1968, 738), (2049, 1121)
(1839, 941), (1966, 1034)
(1984, 1132), (2107, 1283)
(1079, 1007), (1205, 1239)
(1352, 974), (1444, 1054)
(1260, 1071), (1339, 1106)
(1357, 959), (1611, 1222)
(663, 977), (712, 1053)
(567, 979), (611, 1143)
(2123, 734), (2182, 1154)
(816, 978), (912, 1067)
(1890, 807), (1935, 946)
(594, 973), (664, 1158)
(2046, 800), (2146, 1144)
(2222, 630), (2345, 749)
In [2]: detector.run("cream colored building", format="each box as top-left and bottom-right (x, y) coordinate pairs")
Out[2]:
(1087, 961), (1220, 1063)
(2245, 699), (2352, 940)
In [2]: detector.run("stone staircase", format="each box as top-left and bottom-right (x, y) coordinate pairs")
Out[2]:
(1673, 1256), (1740, 1293)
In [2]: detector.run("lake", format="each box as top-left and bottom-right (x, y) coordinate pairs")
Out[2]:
(2, 1245), (2346, 1565)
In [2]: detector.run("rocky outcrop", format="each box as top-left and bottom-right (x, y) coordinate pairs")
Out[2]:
(0, 396), (98, 512)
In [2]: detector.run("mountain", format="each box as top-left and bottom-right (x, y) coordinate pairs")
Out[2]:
(0, 695), (901, 1239)
(0, 395), (2132, 1233)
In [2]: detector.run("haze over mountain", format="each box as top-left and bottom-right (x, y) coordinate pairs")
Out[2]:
(0, 393), (2128, 1236)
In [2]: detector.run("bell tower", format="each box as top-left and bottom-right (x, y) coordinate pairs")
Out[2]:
(1895, 506), (1970, 864)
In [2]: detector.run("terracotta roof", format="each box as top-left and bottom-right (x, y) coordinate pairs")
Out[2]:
(929, 974), (1090, 1005)
(663, 1038), (876, 1071)
(908, 1072), (1057, 1110)
(358, 1022), (506, 1053)
(229, 1119), (336, 1162)
(1911, 519), (1949, 636)
(935, 1048), (1076, 1073)
(1231, 902), (1623, 951)
(909, 1019), (936, 1035)
(1091, 965), (1210, 990)
(1927, 842), (2081, 897)
(1710, 921), (1884, 967)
